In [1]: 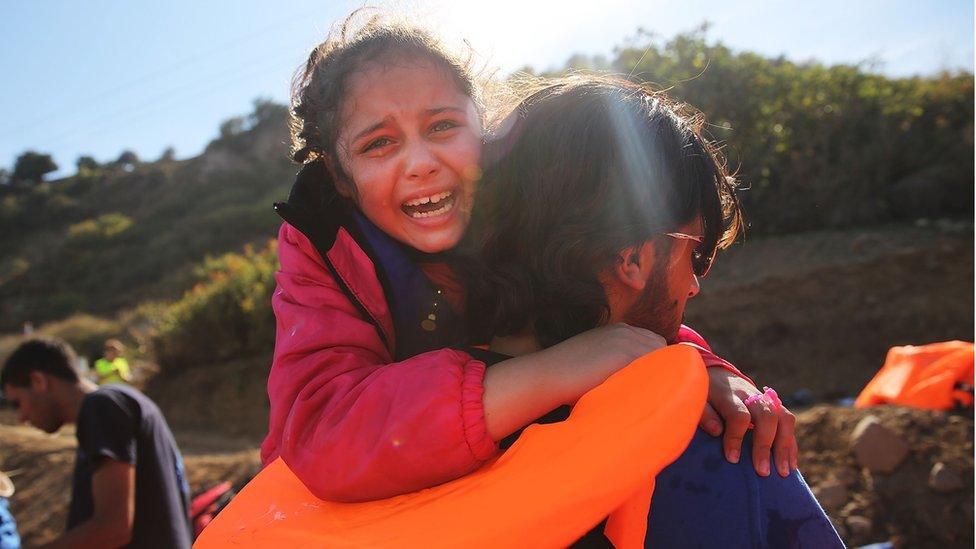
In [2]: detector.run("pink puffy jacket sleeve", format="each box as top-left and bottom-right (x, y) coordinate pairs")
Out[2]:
(261, 223), (498, 502)
(676, 325), (756, 387)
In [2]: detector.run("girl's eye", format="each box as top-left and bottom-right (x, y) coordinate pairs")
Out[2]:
(362, 137), (392, 153)
(430, 120), (458, 133)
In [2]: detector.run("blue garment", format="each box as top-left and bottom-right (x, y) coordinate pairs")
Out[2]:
(646, 429), (845, 549)
(0, 498), (20, 549)
(351, 212), (466, 360)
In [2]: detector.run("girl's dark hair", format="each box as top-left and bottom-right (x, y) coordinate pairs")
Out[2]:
(290, 8), (479, 176)
(467, 75), (743, 348)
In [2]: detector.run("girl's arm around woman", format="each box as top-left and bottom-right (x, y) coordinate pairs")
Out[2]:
(261, 223), (498, 502)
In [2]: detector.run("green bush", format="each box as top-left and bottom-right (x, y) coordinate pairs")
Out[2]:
(152, 240), (278, 374)
(0, 256), (29, 285)
(67, 212), (133, 242)
(551, 27), (974, 232)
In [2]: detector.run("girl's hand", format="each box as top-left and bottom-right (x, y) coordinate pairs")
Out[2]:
(698, 368), (799, 478)
(536, 323), (668, 407)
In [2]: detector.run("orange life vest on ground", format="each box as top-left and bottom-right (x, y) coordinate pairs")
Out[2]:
(194, 345), (706, 548)
(855, 340), (974, 410)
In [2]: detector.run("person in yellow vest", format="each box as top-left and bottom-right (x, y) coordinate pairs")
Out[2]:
(93, 339), (130, 385)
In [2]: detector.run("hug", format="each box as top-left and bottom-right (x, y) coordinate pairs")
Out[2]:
(256, 10), (842, 547)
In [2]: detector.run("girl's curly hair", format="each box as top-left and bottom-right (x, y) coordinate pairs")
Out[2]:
(290, 8), (481, 177)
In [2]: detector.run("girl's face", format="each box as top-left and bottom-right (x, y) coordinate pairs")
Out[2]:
(335, 57), (482, 253)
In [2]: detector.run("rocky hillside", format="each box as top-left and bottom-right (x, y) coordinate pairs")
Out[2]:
(0, 102), (294, 332)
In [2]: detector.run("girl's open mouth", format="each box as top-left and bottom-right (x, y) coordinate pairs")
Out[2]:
(400, 190), (456, 219)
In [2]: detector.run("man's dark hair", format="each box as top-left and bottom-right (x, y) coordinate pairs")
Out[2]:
(467, 75), (743, 348)
(1, 337), (80, 388)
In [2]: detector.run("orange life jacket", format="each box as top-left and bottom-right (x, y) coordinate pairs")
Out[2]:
(194, 345), (707, 548)
(855, 340), (974, 411)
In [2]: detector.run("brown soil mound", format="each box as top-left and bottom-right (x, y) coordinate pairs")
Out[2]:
(796, 405), (974, 548)
(685, 223), (973, 400)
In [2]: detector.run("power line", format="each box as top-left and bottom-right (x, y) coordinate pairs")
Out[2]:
(0, 9), (311, 136)
(44, 47), (300, 154)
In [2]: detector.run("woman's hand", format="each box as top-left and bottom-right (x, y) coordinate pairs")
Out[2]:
(698, 367), (798, 477)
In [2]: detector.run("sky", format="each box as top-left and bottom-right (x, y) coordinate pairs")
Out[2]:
(1, 0), (972, 178)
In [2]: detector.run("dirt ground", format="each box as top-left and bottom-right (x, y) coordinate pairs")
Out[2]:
(3, 405), (971, 548)
(795, 405), (973, 548)
(1, 222), (972, 546)
(684, 221), (974, 400)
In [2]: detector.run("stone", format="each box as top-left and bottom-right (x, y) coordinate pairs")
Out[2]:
(850, 415), (909, 473)
(928, 462), (964, 493)
(846, 515), (873, 539)
(834, 467), (859, 487)
(813, 481), (848, 510)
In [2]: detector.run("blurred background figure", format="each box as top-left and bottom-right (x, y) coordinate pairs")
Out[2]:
(1, 337), (192, 548)
(93, 339), (130, 386)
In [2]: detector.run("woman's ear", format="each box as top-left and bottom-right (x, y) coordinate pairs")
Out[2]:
(611, 241), (656, 291)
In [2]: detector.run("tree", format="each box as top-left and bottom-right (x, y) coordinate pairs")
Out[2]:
(12, 151), (58, 184)
(158, 147), (176, 162)
(219, 116), (246, 139)
(249, 98), (287, 127)
(76, 155), (99, 174)
(115, 150), (139, 171)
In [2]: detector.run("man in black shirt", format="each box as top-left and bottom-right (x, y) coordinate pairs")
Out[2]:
(1, 337), (191, 548)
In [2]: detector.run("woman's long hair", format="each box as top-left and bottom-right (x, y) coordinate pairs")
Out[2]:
(466, 75), (743, 348)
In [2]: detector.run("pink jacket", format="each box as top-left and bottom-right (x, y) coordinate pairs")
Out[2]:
(262, 222), (497, 502)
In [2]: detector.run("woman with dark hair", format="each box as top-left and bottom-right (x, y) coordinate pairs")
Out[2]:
(467, 75), (843, 547)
